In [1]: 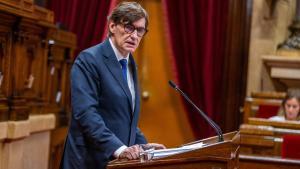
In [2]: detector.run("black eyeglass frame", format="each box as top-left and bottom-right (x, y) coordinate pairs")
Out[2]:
(123, 24), (148, 37)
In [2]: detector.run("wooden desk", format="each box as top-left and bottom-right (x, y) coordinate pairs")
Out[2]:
(239, 154), (300, 169)
(248, 117), (300, 130)
(239, 118), (300, 156)
(107, 132), (240, 169)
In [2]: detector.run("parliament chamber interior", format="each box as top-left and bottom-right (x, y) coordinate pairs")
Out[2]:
(0, 0), (300, 169)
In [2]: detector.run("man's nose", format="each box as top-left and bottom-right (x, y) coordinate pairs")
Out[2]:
(131, 30), (139, 38)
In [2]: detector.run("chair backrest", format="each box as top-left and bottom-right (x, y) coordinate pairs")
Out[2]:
(282, 135), (300, 159)
(256, 104), (280, 119)
(243, 96), (282, 123)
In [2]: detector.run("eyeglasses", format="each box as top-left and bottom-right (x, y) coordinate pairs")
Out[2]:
(123, 24), (148, 37)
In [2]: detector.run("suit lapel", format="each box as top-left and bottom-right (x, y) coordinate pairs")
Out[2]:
(102, 40), (133, 113)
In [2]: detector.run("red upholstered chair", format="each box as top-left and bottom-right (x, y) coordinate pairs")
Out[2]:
(255, 105), (280, 119)
(281, 135), (300, 159)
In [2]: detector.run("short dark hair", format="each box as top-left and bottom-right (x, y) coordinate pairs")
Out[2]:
(107, 2), (148, 36)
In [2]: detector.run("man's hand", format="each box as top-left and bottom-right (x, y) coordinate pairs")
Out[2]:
(118, 145), (142, 160)
(141, 143), (166, 150)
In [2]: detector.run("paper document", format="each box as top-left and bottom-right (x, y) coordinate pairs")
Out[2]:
(151, 142), (204, 159)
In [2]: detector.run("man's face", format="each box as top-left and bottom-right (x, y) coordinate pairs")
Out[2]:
(284, 97), (300, 120)
(109, 18), (146, 56)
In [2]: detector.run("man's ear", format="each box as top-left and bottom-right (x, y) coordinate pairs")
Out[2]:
(108, 21), (117, 34)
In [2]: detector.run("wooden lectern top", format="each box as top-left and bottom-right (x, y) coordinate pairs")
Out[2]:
(107, 132), (240, 169)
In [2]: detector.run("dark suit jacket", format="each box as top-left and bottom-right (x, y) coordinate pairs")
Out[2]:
(60, 39), (147, 169)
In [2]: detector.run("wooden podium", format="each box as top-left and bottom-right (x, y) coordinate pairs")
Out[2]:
(107, 132), (240, 169)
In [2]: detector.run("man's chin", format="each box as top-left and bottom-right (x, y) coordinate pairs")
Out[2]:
(124, 47), (137, 53)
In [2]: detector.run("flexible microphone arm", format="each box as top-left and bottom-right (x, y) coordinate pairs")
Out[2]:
(168, 80), (224, 142)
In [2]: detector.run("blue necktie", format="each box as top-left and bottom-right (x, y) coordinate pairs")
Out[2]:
(119, 59), (127, 83)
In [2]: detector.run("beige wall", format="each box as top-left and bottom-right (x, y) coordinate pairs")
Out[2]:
(0, 114), (55, 169)
(23, 132), (50, 169)
(0, 122), (7, 169)
(246, 0), (296, 95)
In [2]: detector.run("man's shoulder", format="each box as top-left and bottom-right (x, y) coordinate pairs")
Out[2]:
(77, 40), (111, 62)
(82, 40), (109, 56)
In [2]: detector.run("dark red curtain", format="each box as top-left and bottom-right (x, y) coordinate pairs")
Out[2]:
(48, 0), (117, 53)
(163, 0), (229, 139)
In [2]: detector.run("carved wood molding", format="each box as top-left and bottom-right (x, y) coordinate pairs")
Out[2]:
(48, 29), (77, 48)
(0, 0), (53, 23)
(263, 55), (300, 89)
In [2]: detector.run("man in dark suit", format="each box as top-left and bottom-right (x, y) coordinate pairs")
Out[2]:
(60, 2), (165, 169)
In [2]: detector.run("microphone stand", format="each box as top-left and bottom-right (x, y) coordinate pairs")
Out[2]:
(169, 80), (224, 142)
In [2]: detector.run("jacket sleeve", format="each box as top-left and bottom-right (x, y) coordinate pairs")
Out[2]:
(135, 127), (147, 144)
(71, 52), (123, 158)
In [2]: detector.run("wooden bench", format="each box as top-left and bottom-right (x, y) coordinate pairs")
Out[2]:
(239, 154), (300, 169)
(238, 118), (300, 168)
(243, 91), (285, 123)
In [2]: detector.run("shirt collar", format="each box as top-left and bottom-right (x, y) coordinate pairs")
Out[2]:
(109, 38), (130, 62)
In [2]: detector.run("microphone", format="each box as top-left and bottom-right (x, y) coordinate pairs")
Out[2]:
(168, 80), (224, 142)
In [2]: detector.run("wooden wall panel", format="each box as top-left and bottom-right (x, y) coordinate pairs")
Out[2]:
(45, 29), (76, 126)
(9, 18), (48, 120)
(220, 0), (252, 132)
(0, 13), (13, 121)
(0, 1), (76, 169)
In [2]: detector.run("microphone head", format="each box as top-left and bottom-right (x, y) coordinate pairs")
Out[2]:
(168, 80), (177, 89)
